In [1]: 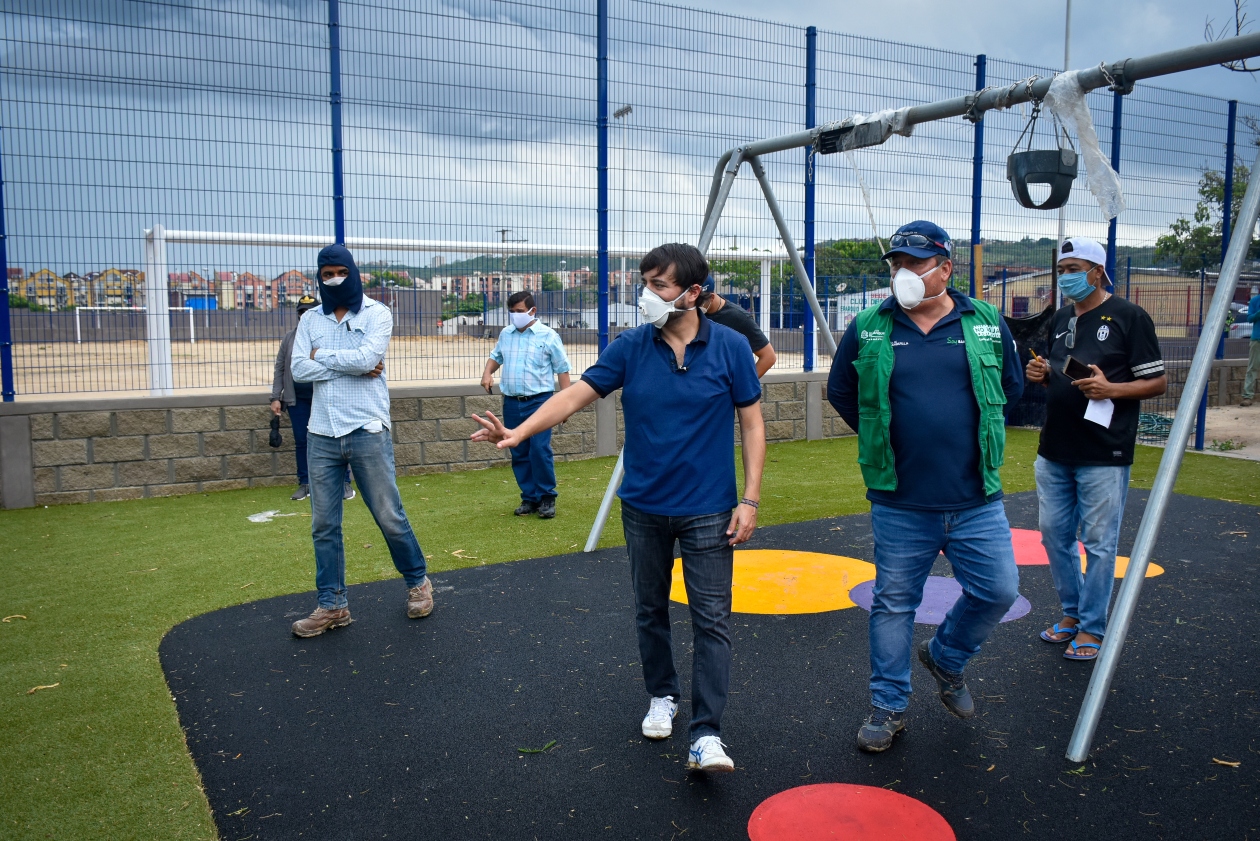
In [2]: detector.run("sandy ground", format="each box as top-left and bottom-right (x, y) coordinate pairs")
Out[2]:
(1194, 403), (1260, 462)
(12, 337), (821, 400)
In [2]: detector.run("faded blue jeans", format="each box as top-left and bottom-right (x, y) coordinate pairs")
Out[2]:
(502, 392), (556, 503)
(308, 428), (427, 609)
(1035, 456), (1130, 640)
(868, 500), (1020, 713)
(621, 501), (734, 741)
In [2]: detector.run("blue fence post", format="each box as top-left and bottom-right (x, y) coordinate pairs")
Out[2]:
(328, 0), (345, 244)
(1001, 266), (1007, 315)
(1195, 264), (1208, 450)
(969, 54), (986, 299)
(0, 123), (11, 401)
(596, 0), (610, 353)
(1222, 100), (1237, 267)
(1125, 257), (1131, 299)
(802, 25), (816, 372)
(1104, 90), (1122, 289)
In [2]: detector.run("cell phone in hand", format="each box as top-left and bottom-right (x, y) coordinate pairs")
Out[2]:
(1062, 355), (1093, 380)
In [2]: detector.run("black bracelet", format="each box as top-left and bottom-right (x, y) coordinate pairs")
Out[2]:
(740, 498), (759, 509)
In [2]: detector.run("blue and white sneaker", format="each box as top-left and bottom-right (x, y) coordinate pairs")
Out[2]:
(641, 696), (677, 739)
(686, 735), (734, 772)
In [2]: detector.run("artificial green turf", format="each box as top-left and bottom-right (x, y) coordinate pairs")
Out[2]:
(1, 429), (1256, 839)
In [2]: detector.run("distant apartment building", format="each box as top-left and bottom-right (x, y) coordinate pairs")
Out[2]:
(428, 273), (541, 298)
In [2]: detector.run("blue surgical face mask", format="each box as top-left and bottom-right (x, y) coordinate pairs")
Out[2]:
(1059, 271), (1095, 302)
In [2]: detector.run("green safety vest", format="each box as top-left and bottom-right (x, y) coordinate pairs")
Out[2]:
(851, 299), (1008, 497)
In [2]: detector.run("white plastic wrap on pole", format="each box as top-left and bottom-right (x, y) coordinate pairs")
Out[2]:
(74, 308), (81, 344)
(143, 225), (173, 395)
(760, 259), (771, 333)
(583, 449), (625, 552)
(1065, 146), (1260, 763)
(746, 155), (838, 356)
(1044, 72), (1124, 220)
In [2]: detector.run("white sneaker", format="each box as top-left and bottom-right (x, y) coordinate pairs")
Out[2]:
(640, 696), (678, 739)
(687, 735), (734, 772)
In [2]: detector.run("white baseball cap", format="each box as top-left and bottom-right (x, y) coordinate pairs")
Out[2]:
(1059, 236), (1109, 281)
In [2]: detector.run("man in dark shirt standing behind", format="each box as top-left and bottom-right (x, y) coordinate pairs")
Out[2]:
(697, 276), (777, 377)
(1026, 236), (1165, 661)
(828, 220), (1023, 753)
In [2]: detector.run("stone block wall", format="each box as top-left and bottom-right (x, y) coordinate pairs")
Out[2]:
(0, 372), (851, 508)
(1163, 358), (1252, 408)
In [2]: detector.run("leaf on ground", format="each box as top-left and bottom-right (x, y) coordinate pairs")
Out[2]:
(2, 615), (27, 622)
(26, 682), (59, 695)
(517, 739), (558, 754)
(1212, 758), (1241, 767)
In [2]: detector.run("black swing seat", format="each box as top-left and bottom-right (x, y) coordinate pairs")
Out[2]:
(1006, 148), (1078, 210)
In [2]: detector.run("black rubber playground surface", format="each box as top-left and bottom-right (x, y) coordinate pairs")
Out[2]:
(159, 490), (1260, 840)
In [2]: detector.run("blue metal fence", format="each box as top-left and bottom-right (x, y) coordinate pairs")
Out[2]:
(1, 0), (1256, 399)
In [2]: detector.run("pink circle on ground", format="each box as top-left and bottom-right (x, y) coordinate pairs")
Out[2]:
(748, 783), (955, 841)
(848, 576), (1031, 625)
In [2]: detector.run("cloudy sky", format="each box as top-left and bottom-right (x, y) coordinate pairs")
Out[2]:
(4, 0), (1256, 280)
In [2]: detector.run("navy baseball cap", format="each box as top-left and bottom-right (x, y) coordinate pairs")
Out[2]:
(881, 220), (953, 261)
(701, 274), (715, 293)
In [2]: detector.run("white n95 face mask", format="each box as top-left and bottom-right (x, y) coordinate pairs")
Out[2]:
(638, 286), (694, 327)
(891, 263), (946, 310)
(510, 310), (535, 330)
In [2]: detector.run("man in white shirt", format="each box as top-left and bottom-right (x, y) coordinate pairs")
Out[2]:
(288, 244), (432, 637)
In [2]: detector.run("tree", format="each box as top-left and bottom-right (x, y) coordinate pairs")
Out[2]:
(1155, 163), (1257, 273)
(541, 273), (562, 291)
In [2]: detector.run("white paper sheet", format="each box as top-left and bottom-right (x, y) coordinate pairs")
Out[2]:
(1084, 398), (1114, 428)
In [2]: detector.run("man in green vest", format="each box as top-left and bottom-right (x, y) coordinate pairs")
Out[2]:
(827, 220), (1024, 753)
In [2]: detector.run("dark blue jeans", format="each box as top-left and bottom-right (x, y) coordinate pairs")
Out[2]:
(286, 400), (348, 487)
(308, 428), (427, 609)
(503, 393), (556, 503)
(621, 501), (734, 740)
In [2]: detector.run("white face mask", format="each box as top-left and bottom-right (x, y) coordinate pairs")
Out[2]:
(638, 285), (694, 327)
(510, 309), (535, 330)
(321, 276), (346, 287)
(890, 263), (947, 310)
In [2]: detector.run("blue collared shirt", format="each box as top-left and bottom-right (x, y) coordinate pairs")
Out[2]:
(580, 313), (763, 517)
(1249, 294), (1260, 340)
(291, 296), (393, 439)
(489, 320), (572, 396)
(827, 289), (1024, 511)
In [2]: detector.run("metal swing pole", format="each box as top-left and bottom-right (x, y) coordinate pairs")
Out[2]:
(1065, 144), (1260, 762)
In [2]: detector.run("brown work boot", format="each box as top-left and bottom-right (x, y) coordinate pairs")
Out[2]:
(406, 578), (434, 619)
(291, 606), (352, 638)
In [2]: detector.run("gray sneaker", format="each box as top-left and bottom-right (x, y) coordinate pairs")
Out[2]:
(406, 579), (434, 619)
(856, 707), (905, 752)
(917, 639), (975, 719)
(290, 484), (310, 501)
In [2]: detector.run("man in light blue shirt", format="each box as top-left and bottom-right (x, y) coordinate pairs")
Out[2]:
(288, 244), (432, 638)
(1243, 285), (1260, 407)
(480, 290), (571, 518)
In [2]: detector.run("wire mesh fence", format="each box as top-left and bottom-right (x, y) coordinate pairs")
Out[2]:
(2, 0), (1256, 402)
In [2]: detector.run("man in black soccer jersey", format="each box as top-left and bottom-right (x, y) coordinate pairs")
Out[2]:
(697, 276), (777, 377)
(1025, 236), (1166, 662)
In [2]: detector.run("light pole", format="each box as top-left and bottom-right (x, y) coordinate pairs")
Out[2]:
(614, 104), (632, 324)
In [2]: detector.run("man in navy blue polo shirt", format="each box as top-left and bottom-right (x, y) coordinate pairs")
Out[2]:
(828, 220), (1024, 753)
(471, 242), (765, 773)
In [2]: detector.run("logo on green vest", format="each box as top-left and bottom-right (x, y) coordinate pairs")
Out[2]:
(859, 329), (886, 342)
(971, 324), (1002, 342)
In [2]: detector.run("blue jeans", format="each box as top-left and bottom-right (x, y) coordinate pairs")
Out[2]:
(868, 500), (1020, 712)
(286, 400), (348, 487)
(621, 501), (733, 740)
(1035, 456), (1130, 639)
(503, 393), (556, 503)
(308, 428), (427, 609)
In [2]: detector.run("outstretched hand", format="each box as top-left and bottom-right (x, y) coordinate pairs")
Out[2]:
(470, 411), (521, 449)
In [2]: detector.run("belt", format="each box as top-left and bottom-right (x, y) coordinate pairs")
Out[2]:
(504, 392), (553, 401)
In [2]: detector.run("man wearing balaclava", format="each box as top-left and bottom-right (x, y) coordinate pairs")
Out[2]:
(288, 244), (434, 637)
(1025, 236), (1165, 663)
(827, 220), (1024, 753)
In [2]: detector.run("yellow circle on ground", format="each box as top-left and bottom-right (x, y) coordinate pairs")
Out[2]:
(1082, 555), (1164, 578)
(670, 550), (876, 615)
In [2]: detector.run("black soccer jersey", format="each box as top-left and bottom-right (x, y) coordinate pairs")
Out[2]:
(1038, 295), (1164, 466)
(705, 300), (770, 352)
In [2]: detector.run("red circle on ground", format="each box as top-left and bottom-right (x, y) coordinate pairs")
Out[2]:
(748, 783), (955, 841)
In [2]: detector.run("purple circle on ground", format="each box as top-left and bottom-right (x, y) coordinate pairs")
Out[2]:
(848, 576), (1031, 625)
